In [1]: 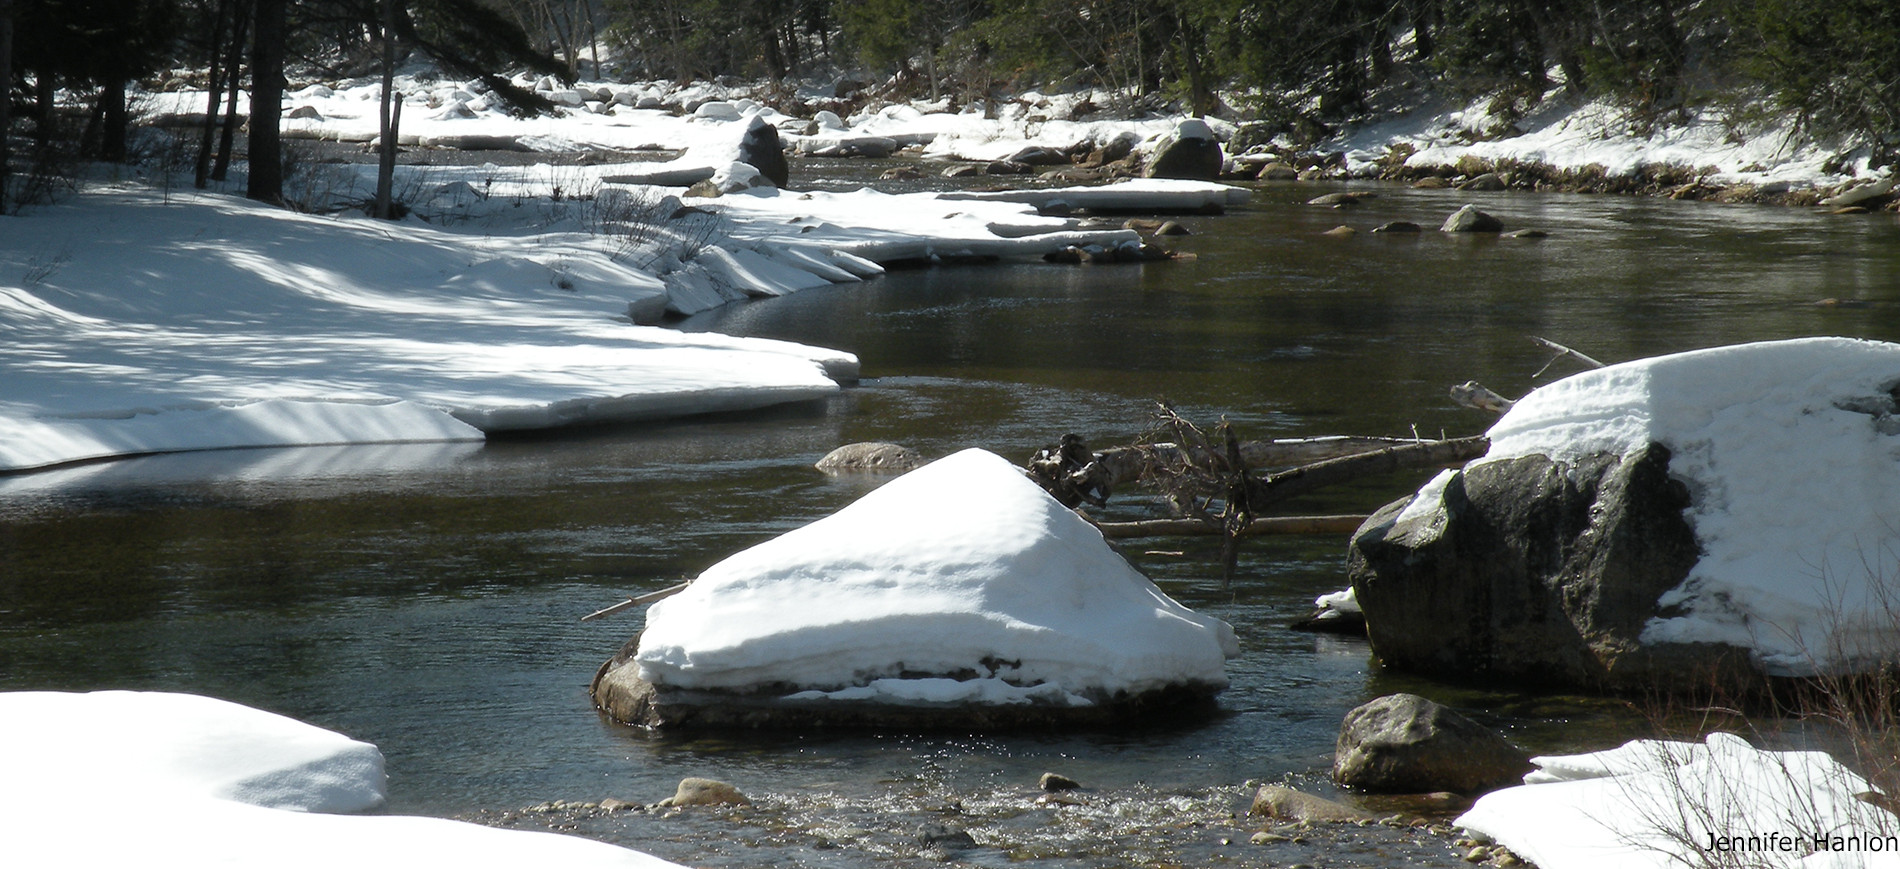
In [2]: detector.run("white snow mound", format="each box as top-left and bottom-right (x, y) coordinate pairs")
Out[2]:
(1467, 337), (1900, 675)
(1457, 732), (1894, 869)
(635, 448), (1239, 701)
(0, 691), (687, 869)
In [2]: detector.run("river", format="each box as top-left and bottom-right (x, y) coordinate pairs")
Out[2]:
(3, 180), (1899, 867)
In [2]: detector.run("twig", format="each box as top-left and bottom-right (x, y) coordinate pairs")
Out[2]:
(1531, 336), (1606, 379)
(579, 581), (692, 622)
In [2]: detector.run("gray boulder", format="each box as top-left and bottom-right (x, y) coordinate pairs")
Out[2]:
(1249, 785), (1373, 823)
(1458, 172), (1508, 191)
(814, 442), (925, 474)
(659, 777), (750, 807)
(1440, 204), (1504, 232)
(1332, 694), (1531, 794)
(738, 116), (789, 188)
(1347, 444), (1747, 692)
(1145, 119), (1223, 181)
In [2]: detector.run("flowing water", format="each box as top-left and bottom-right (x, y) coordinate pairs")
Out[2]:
(4, 180), (1900, 867)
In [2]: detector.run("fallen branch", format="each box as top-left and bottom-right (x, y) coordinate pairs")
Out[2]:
(1090, 435), (1470, 492)
(1094, 514), (1369, 538)
(1532, 336), (1606, 378)
(1243, 435), (1489, 509)
(580, 581), (692, 622)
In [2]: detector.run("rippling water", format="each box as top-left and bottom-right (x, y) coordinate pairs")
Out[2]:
(4, 181), (1899, 866)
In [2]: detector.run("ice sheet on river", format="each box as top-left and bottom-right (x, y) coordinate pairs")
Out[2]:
(633, 449), (1239, 707)
(0, 690), (686, 868)
(0, 188), (856, 473)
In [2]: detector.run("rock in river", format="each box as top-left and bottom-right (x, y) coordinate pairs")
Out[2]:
(591, 449), (1239, 729)
(1332, 694), (1531, 794)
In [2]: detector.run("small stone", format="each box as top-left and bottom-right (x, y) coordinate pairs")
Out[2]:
(917, 822), (977, 850)
(1502, 228), (1549, 239)
(1370, 221), (1422, 233)
(1039, 772), (1082, 792)
(1464, 845), (1492, 862)
(599, 798), (638, 812)
(1322, 225), (1357, 238)
(659, 777), (750, 807)
(1250, 832), (1292, 844)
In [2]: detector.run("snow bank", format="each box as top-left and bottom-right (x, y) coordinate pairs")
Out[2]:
(634, 448), (1239, 703)
(1333, 92), (1875, 192)
(1471, 337), (1900, 674)
(1457, 732), (1895, 869)
(0, 188), (856, 473)
(0, 691), (684, 869)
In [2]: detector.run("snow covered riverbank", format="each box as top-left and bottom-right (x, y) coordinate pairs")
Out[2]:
(0, 691), (687, 868)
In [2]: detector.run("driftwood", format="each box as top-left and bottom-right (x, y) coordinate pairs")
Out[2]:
(1028, 405), (1489, 586)
(580, 580), (692, 622)
(1094, 514), (1370, 538)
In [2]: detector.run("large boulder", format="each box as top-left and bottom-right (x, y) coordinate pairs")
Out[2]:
(736, 116), (789, 188)
(1144, 119), (1223, 181)
(1348, 444), (1710, 690)
(592, 449), (1239, 729)
(1332, 694), (1531, 794)
(1352, 338), (1900, 692)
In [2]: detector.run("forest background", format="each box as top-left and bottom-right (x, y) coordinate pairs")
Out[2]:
(2, 0), (1898, 208)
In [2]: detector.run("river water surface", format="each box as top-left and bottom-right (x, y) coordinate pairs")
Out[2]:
(4, 181), (1900, 867)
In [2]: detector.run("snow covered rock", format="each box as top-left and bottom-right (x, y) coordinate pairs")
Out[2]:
(1144, 119), (1223, 181)
(1351, 338), (1900, 692)
(591, 448), (1239, 729)
(1456, 732), (1893, 869)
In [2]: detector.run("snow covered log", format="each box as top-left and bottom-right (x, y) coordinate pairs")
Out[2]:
(590, 449), (1239, 730)
(1350, 338), (1900, 693)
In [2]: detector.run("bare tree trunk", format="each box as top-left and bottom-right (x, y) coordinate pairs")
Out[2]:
(374, 0), (398, 219)
(0, 0), (13, 211)
(195, 0), (233, 188)
(213, 0), (251, 182)
(100, 81), (127, 162)
(246, 0), (286, 204)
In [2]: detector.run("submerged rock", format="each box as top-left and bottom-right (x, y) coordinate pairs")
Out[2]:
(593, 449), (1239, 729)
(1332, 694), (1531, 794)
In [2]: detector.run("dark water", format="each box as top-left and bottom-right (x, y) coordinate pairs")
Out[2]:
(4, 181), (1900, 866)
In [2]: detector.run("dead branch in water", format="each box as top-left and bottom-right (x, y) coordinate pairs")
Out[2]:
(1027, 403), (1488, 588)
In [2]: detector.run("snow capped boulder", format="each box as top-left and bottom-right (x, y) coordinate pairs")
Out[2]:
(737, 115), (789, 187)
(592, 448), (1239, 729)
(693, 100), (744, 122)
(1350, 338), (1900, 693)
(1144, 118), (1223, 181)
